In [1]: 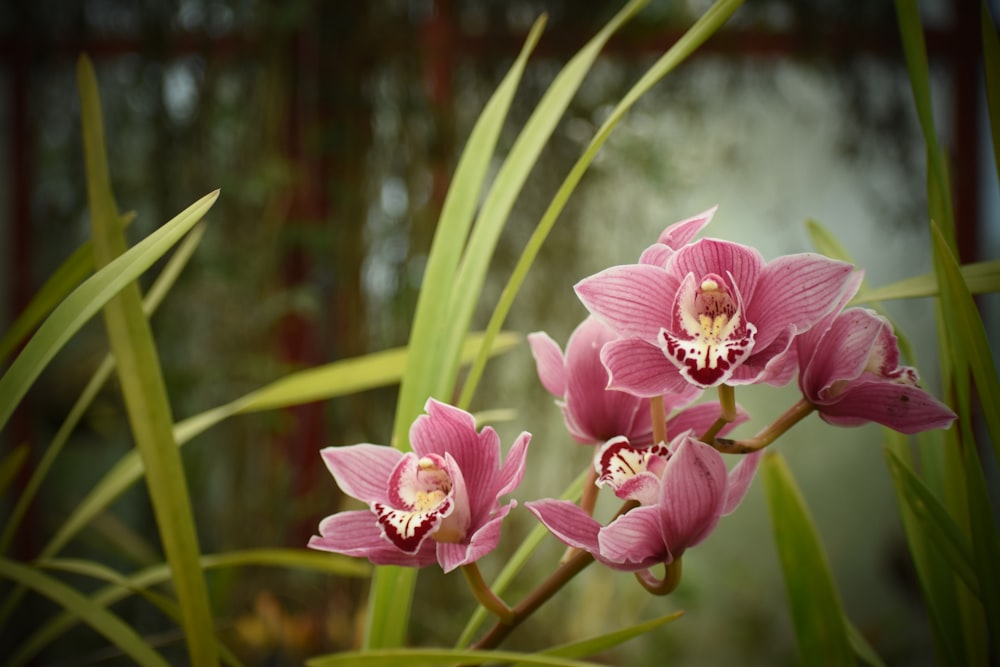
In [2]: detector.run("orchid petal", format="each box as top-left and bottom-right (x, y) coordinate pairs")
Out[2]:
(801, 308), (885, 398)
(436, 501), (515, 573)
(667, 238), (764, 304)
(817, 379), (956, 434)
(495, 431), (531, 498)
(309, 511), (438, 567)
(598, 506), (670, 569)
(601, 337), (692, 398)
(526, 499), (602, 553)
(575, 264), (678, 343)
(729, 327), (797, 386)
(658, 206), (716, 249)
(722, 451), (762, 515)
(748, 253), (854, 347)
(639, 243), (674, 267)
(658, 437), (727, 553)
(527, 331), (567, 397)
(320, 444), (403, 505)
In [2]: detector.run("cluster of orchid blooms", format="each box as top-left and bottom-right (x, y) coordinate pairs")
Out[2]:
(308, 206), (956, 639)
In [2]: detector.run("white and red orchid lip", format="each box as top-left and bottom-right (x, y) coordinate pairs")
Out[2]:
(373, 453), (464, 554)
(595, 436), (672, 505)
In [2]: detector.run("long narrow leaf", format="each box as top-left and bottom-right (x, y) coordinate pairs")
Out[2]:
(307, 648), (600, 667)
(0, 558), (171, 667)
(894, 0), (955, 243)
(983, 1), (1000, 184)
(513, 611), (684, 666)
(762, 452), (856, 666)
(849, 260), (1000, 304)
(884, 448), (978, 597)
(929, 224), (1000, 464)
(0, 191), (217, 432)
(446, 0), (648, 408)
(460, 0), (745, 405)
(0, 225), (206, 557)
(40, 333), (513, 561)
(78, 55), (217, 667)
(0, 212), (134, 364)
(10, 549), (367, 667)
(367, 16), (546, 652)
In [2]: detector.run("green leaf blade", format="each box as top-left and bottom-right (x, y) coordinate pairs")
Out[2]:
(78, 54), (218, 666)
(762, 452), (856, 666)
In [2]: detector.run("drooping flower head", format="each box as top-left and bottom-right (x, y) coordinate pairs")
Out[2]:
(796, 281), (956, 434)
(576, 213), (855, 395)
(308, 398), (530, 572)
(527, 432), (760, 579)
(528, 316), (701, 446)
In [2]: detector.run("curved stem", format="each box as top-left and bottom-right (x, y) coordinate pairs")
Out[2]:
(461, 563), (514, 625)
(711, 398), (815, 454)
(472, 549), (595, 649)
(700, 384), (735, 442)
(472, 499), (639, 650)
(635, 556), (682, 595)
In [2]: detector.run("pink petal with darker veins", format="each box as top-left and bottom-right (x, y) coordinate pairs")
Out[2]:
(657, 437), (728, 553)
(309, 511), (438, 567)
(816, 378), (956, 434)
(748, 253), (854, 348)
(525, 499), (602, 553)
(601, 337), (692, 398)
(527, 332), (567, 397)
(320, 444), (402, 505)
(598, 505), (671, 569)
(575, 264), (677, 344)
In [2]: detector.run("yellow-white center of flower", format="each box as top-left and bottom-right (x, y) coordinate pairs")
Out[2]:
(695, 279), (732, 341)
(413, 457), (451, 511)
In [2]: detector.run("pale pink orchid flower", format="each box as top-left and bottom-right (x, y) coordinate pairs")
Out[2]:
(308, 398), (530, 572)
(575, 226), (855, 394)
(527, 316), (702, 446)
(797, 299), (956, 434)
(527, 433), (760, 579)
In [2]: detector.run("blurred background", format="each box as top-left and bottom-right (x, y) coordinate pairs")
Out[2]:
(1, 0), (997, 664)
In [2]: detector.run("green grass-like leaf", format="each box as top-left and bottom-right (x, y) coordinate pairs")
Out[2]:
(0, 212), (134, 365)
(0, 192), (216, 433)
(762, 452), (856, 666)
(78, 54), (217, 667)
(450, 0), (649, 409)
(983, 1), (1000, 185)
(0, 225), (205, 557)
(366, 14), (547, 651)
(849, 260), (1000, 303)
(460, 0), (745, 407)
(39, 332), (513, 563)
(884, 448), (978, 597)
(307, 648), (601, 667)
(513, 611), (684, 666)
(884, 431), (963, 665)
(0, 557), (171, 667)
(9, 549), (367, 667)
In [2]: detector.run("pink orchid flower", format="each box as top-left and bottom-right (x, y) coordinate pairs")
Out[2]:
(575, 225), (855, 394)
(797, 303), (956, 434)
(308, 398), (530, 572)
(528, 316), (702, 446)
(527, 433), (760, 578)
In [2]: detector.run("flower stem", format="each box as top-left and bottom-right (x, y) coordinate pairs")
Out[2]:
(712, 398), (815, 453)
(473, 500), (638, 650)
(635, 556), (683, 595)
(651, 394), (667, 445)
(472, 549), (595, 649)
(700, 384), (736, 442)
(461, 563), (515, 625)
